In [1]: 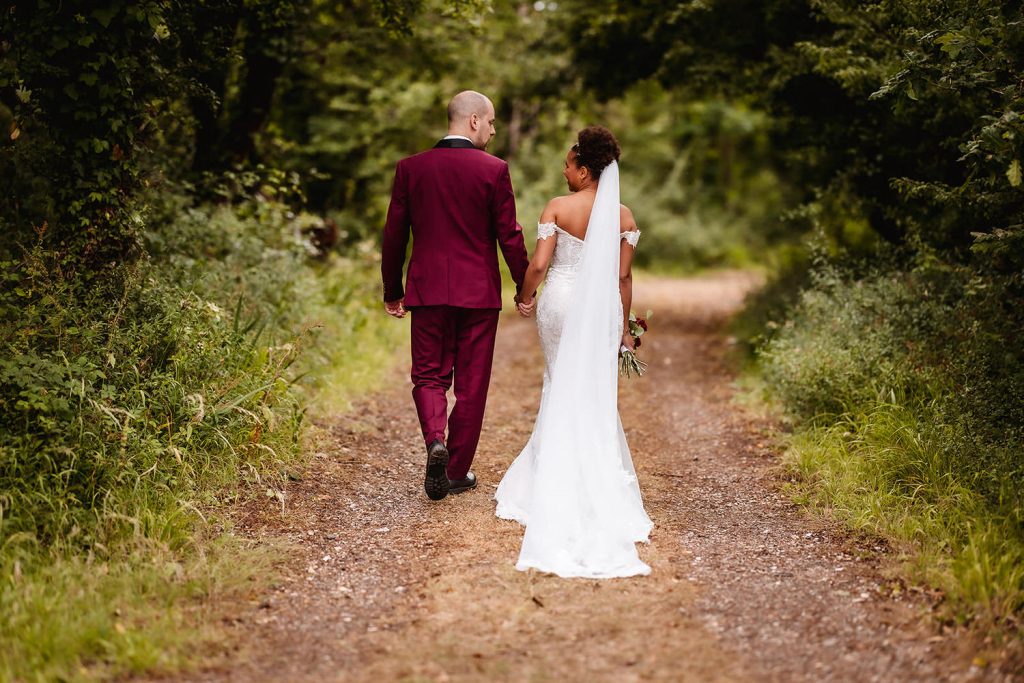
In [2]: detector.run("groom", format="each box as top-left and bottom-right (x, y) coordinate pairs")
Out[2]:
(381, 90), (529, 501)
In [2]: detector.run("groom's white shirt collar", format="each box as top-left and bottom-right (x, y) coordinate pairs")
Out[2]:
(442, 135), (473, 142)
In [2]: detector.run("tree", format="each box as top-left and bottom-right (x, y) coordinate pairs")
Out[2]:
(0, 1), (177, 268)
(565, 0), (1024, 259)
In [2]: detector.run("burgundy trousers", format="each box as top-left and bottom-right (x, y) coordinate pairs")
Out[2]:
(409, 306), (500, 480)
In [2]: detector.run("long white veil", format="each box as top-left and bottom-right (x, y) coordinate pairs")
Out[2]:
(511, 161), (652, 578)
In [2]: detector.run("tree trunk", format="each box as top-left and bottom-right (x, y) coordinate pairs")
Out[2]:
(178, 3), (242, 173)
(222, 11), (293, 166)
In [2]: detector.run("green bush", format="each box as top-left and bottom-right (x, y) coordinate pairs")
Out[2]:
(759, 266), (933, 419)
(756, 256), (1024, 626)
(0, 187), (404, 680)
(0, 200), (307, 554)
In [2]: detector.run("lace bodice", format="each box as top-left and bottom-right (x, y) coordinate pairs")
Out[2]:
(537, 222), (640, 274)
(534, 219), (640, 373)
(534, 219), (640, 386)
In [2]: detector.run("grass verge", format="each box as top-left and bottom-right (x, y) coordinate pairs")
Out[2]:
(735, 258), (1024, 644)
(779, 403), (1024, 630)
(0, 199), (407, 682)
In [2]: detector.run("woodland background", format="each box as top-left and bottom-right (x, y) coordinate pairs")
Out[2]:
(1, 1), (1022, 679)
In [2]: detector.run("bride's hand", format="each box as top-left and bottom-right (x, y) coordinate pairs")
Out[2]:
(516, 294), (535, 317)
(620, 333), (635, 351)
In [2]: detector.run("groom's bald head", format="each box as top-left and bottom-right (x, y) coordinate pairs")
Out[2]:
(447, 90), (496, 149)
(447, 90), (492, 125)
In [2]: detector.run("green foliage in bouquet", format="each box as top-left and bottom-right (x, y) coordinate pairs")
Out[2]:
(619, 311), (651, 379)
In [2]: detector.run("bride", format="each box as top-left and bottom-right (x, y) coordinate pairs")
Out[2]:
(495, 126), (653, 578)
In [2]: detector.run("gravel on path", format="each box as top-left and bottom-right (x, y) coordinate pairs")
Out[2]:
(149, 272), (1011, 683)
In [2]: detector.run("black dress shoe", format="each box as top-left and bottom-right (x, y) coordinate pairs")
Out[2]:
(424, 439), (450, 501)
(448, 471), (477, 495)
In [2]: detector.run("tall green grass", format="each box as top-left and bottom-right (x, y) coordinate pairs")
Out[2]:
(784, 405), (1024, 626)
(747, 259), (1024, 631)
(0, 530), (281, 680)
(0, 191), (406, 681)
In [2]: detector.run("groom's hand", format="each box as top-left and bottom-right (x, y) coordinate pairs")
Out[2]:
(515, 294), (535, 317)
(384, 298), (407, 318)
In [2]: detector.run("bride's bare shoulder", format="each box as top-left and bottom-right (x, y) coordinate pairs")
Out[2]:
(551, 193), (579, 208)
(620, 204), (638, 231)
(539, 194), (573, 223)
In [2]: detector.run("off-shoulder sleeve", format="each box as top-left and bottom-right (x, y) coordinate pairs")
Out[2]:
(621, 229), (641, 247)
(537, 222), (558, 240)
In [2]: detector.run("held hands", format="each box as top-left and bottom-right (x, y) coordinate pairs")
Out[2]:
(515, 293), (536, 317)
(384, 298), (407, 319)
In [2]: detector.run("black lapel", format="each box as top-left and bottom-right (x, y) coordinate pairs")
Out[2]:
(434, 138), (477, 149)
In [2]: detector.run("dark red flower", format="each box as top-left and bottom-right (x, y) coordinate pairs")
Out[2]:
(637, 318), (648, 331)
(634, 335), (642, 349)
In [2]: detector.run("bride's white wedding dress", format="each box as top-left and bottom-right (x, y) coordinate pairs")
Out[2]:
(494, 162), (653, 579)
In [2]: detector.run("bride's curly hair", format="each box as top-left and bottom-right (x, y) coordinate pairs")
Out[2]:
(571, 126), (621, 180)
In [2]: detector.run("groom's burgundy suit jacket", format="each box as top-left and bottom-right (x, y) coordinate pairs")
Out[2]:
(381, 138), (529, 308)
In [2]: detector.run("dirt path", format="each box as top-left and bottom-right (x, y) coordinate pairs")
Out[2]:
(162, 272), (1003, 683)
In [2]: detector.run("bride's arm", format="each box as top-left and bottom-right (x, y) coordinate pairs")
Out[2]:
(619, 206), (638, 349)
(518, 201), (559, 309)
(520, 240), (554, 305)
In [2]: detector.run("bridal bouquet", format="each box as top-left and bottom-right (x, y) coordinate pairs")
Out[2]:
(619, 311), (651, 378)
